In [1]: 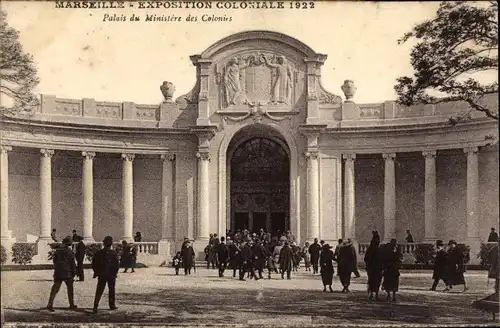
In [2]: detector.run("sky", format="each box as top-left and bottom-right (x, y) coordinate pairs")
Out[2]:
(2, 1), (444, 106)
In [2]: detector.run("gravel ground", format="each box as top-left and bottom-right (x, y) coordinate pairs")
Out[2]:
(1, 267), (498, 327)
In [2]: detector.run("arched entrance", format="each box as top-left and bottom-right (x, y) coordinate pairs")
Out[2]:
(228, 135), (290, 235)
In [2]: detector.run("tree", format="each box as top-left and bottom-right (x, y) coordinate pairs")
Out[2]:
(0, 9), (39, 114)
(395, 1), (498, 121)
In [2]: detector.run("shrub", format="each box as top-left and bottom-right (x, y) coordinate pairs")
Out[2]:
(457, 244), (471, 264)
(478, 243), (496, 268)
(11, 243), (36, 265)
(0, 245), (7, 265)
(85, 243), (103, 262)
(412, 243), (436, 265)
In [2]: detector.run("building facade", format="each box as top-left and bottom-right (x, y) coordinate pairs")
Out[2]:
(0, 31), (498, 262)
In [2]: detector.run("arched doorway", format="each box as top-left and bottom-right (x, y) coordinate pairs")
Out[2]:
(229, 137), (290, 235)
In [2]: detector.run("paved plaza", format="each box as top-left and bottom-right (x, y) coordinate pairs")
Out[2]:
(1, 267), (498, 327)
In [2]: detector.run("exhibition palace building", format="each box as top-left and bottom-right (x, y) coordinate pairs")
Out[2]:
(0, 31), (498, 263)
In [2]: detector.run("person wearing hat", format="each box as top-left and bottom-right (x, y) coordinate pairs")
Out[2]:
(320, 244), (335, 292)
(430, 240), (448, 291)
(92, 236), (119, 313)
(181, 240), (195, 275)
(444, 239), (468, 292)
(308, 238), (321, 274)
(75, 235), (86, 281)
(279, 241), (294, 280)
(337, 239), (357, 293)
(46, 236), (78, 312)
(252, 238), (268, 279)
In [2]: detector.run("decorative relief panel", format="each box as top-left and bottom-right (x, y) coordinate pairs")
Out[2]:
(360, 104), (383, 118)
(55, 99), (82, 116)
(95, 103), (121, 118)
(217, 52), (299, 109)
(135, 105), (157, 120)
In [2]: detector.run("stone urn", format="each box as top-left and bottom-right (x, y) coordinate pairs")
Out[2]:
(341, 80), (357, 102)
(160, 81), (175, 102)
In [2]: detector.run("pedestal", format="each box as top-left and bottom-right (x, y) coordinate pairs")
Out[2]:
(158, 239), (172, 256)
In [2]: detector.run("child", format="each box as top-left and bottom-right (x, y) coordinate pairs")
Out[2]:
(172, 252), (182, 275)
(302, 242), (311, 272)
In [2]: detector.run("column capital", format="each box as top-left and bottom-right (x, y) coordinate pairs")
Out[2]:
(161, 153), (176, 162)
(82, 151), (96, 160)
(196, 151), (211, 162)
(305, 151), (319, 160)
(40, 149), (55, 157)
(382, 152), (396, 161)
(422, 150), (436, 159)
(0, 145), (12, 153)
(463, 146), (479, 154)
(121, 153), (135, 161)
(342, 153), (356, 161)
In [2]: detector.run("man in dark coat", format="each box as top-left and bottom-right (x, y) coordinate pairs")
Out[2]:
(430, 240), (448, 291)
(279, 241), (294, 280)
(445, 240), (467, 292)
(488, 228), (499, 242)
(46, 236), (77, 312)
(181, 241), (195, 275)
(337, 239), (357, 292)
(92, 236), (119, 313)
(320, 244), (335, 292)
(228, 239), (241, 277)
(240, 241), (258, 281)
(75, 235), (86, 281)
(308, 238), (321, 274)
(252, 239), (268, 279)
(216, 237), (229, 277)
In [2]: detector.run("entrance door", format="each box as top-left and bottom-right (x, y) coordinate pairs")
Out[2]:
(253, 212), (267, 233)
(271, 212), (286, 235)
(234, 212), (249, 231)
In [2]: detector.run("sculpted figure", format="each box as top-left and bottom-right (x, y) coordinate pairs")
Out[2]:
(224, 57), (252, 106)
(160, 81), (175, 102)
(263, 55), (293, 105)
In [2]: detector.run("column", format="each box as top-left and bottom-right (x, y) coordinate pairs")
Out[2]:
(306, 151), (320, 240)
(196, 151), (210, 240)
(40, 149), (54, 240)
(343, 153), (356, 242)
(159, 154), (175, 256)
(82, 152), (95, 242)
(423, 150), (437, 242)
(383, 152), (396, 242)
(464, 147), (480, 245)
(0, 146), (12, 242)
(121, 153), (135, 242)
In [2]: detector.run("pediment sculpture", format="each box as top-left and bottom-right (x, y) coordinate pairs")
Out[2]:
(220, 53), (296, 108)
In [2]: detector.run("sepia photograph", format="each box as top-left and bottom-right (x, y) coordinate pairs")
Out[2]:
(0, 1), (498, 327)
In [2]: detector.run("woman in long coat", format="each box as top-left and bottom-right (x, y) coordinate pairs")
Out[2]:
(181, 241), (195, 275)
(364, 236), (383, 300)
(445, 240), (467, 292)
(320, 244), (335, 292)
(337, 240), (357, 292)
(382, 239), (403, 301)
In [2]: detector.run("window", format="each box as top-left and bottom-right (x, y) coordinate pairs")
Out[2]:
(231, 138), (289, 182)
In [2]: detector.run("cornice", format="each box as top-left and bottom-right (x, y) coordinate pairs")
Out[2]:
(0, 116), (193, 136)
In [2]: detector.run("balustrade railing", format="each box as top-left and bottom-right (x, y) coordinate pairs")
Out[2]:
(358, 242), (417, 255)
(71, 241), (159, 255)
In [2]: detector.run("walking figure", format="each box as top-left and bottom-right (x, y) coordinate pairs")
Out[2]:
(92, 236), (119, 313)
(46, 236), (77, 312)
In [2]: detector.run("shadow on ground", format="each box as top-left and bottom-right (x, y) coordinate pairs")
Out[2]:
(4, 284), (495, 325)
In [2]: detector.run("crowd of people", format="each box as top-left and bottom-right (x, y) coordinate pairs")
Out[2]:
(43, 227), (499, 314)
